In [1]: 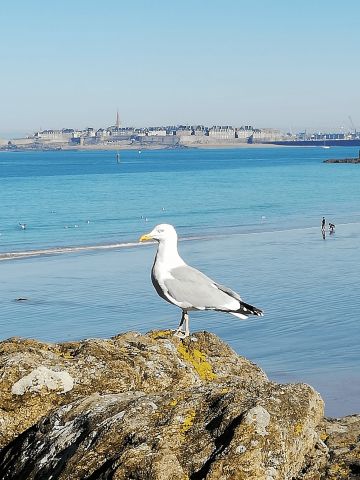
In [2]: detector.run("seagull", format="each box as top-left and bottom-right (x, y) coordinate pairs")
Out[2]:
(140, 224), (263, 338)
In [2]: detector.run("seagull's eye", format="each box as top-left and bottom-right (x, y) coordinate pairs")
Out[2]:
(158, 228), (164, 233)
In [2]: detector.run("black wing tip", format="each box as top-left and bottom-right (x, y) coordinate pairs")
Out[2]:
(240, 302), (264, 317)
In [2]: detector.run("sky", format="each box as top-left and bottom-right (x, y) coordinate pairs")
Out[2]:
(0, 0), (359, 138)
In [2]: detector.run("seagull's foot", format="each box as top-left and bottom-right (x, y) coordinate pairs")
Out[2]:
(173, 329), (190, 339)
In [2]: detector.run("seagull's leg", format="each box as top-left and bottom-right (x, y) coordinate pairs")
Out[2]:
(184, 312), (190, 337)
(174, 311), (186, 337)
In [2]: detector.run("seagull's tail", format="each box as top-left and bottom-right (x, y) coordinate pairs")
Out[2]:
(230, 301), (264, 320)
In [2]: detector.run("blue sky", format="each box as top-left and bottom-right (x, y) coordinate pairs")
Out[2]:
(0, 0), (359, 137)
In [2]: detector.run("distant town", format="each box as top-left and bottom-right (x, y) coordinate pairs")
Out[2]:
(1, 113), (359, 150)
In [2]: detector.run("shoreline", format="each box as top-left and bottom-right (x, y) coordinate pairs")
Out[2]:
(0, 222), (351, 262)
(3, 142), (358, 153)
(0, 142), (288, 153)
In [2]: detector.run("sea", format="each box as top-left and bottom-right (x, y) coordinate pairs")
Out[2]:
(1, 146), (359, 417)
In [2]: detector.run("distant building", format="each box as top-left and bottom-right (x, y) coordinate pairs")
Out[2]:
(310, 132), (346, 140)
(33, 129), (75, 143)
(95, 128), (110, 139)
(251, 128), (288, 143)
(174, 126), (193, 137)
(147, 128), (167, 136)
(208, 126), (235, 139)
(235, 126), (254, 140)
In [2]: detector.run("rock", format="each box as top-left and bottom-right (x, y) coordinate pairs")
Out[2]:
(323, 158), (360, 163)
(0, 331), (265, 450)
(321, 415), (360, 479)
(11, 365), (74, 395)
(0, 330), (357, 479)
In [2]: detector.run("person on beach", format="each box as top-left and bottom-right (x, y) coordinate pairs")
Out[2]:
(321, 217), (326, 230)
(321, 217), (326, 239)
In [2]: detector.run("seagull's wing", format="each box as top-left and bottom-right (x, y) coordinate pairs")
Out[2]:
(163, 265), (240, 311)
(213, 282), (242, 301)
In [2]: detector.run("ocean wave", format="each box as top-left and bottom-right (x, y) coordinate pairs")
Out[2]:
(0, 235), (213, 261)
(1, 221), (359, 261)
(0, 242), (142, 261)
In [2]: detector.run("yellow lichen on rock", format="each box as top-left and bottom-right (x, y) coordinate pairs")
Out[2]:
(320, 431), (328, 441)
(294, 423), (303, 435)
(177, 343), (216, 381)
(327, 462), (351, 479)
(180, 409), (196, 435)
(149, 330), (173, 340)
(59, 351), (75, 360)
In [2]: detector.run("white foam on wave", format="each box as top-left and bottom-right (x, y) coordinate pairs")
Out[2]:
(0, 241), (142, 261)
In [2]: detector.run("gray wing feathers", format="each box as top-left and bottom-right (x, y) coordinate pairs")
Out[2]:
(164, 266), (239, 310)
(213, 282), (242, 301)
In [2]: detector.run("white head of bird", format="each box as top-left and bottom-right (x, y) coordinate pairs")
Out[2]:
(139, 224), (183, 268)
(139, 224), (178, 244)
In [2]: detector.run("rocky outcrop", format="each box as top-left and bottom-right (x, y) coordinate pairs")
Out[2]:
(320, 416), (360, 480)
(324, 158), (360, 163)
(0, 331), (358, 479)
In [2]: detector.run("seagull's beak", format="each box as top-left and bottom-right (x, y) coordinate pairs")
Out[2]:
(139, 233), (153, 242)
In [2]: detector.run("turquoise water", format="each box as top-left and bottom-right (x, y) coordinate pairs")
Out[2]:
(1, 147), (359, 416)
(1, 147), (360, 253)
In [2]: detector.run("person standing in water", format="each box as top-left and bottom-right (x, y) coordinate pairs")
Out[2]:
(321, 217), (326, 239)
